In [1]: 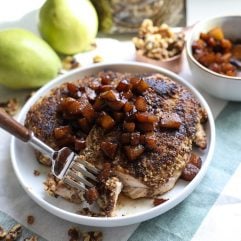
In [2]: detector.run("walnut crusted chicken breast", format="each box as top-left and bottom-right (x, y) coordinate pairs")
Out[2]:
(24, 71), (208, 216)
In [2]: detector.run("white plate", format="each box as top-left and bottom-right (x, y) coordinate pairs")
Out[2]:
(11, 62), (215, 227)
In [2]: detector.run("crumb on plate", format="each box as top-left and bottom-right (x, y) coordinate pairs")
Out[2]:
(5, 224), (22, 241)
(27, 215), (35, 225)
(93, 55), (104, 63)
(0, 98), (19, 116)
(82, 231), (103, 241)
(33, 170), (40, 176)
(0, 225), (7, 239)
(153, 198), (169, 206)
(68, 227), (79, 240)
(24, 236), (38, 241)
(62, 56), (81, 70)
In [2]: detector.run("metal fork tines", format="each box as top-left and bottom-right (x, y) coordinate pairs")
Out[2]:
(0, 108), (100, 192)
(63, 157), (99, 192)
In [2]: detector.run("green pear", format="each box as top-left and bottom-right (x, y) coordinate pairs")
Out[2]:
(0, 28), (61, 89)
(39, 0), (98, 55)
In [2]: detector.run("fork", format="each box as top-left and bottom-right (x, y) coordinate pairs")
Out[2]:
(0, 108), (99, 192)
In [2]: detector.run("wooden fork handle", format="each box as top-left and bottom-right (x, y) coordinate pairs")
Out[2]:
(0, 108), (31, 142)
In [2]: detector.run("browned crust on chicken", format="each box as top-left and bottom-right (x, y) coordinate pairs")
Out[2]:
(77, 74), (207, 197)
(97, 177), (123, 216)
(25, 71), (207, 202)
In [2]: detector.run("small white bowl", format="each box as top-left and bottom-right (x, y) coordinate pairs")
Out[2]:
(11, 62), (215, 227)
(186, 15), (241, 101)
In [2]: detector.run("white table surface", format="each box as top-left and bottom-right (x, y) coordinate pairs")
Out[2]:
(1, 1), (241, 241)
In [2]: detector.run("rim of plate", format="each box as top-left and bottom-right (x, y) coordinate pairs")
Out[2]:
(10, 62), (215, 227)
